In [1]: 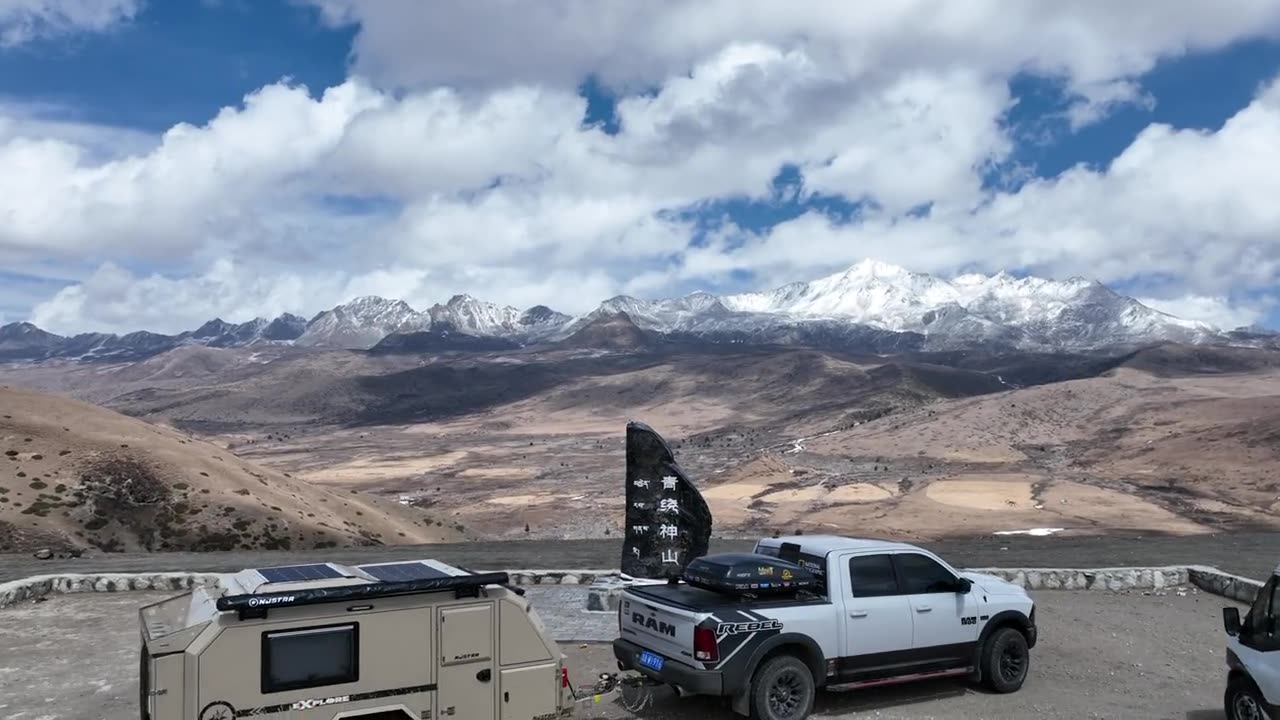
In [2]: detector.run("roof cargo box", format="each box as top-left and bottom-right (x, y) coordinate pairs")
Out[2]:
(681, 552), (816, 595)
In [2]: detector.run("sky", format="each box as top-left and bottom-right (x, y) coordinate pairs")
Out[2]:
(3, 1), (1280, 334)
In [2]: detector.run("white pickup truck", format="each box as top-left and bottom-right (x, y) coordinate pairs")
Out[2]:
(1223, 562), (1280, 720)
(612, 535), (1037, 720)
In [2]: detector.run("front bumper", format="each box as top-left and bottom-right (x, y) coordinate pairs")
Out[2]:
(613, 639), (724, 696)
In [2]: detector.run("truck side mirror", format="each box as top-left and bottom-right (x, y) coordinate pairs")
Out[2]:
(956, 577), (972, 594)
(1223, 607), (1242, 636)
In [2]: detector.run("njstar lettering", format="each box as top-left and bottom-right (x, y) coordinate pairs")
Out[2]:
(631, 612), (677, 637)
(247, 595), (295, 607)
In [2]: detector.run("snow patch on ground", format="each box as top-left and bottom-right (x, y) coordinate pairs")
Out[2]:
(993, 527), (1066, 537)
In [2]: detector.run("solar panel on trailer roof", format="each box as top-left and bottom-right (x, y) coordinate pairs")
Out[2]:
(257, 564), (343, 583)
(360, 562), (450, 583)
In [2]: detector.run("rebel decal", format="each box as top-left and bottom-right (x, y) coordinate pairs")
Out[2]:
(715, 619), (783, 639)
(703, 609), (785, 671)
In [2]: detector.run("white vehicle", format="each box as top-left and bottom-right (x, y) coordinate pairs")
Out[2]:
(612, 535), (1038, 720)
(1223, 563), (1280, 720)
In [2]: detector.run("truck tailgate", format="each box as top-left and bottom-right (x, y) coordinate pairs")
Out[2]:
(618, 590), (702, 666)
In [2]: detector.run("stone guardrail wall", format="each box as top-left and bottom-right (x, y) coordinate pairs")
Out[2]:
(966, 566), (1190, 592)
(1186, 566), (1265, 604)
(0, 565), (1264, 610)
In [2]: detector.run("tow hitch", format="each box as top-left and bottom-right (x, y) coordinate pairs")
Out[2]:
(570, 671), (662, 713)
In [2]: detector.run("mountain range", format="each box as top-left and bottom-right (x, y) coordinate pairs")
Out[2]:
(2, 260), (1275, 363)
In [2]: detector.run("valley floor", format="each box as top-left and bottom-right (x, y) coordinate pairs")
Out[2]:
(6, 342), (1280, 548)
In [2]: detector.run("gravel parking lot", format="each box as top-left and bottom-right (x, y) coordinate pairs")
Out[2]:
(0, 584), (1245, 720)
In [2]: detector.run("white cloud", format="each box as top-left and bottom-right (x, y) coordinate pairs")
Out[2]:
(0, 0), (140, 47)
(0, 81), (383, 263)
(7, 2), (1280, 333)
(312, 1), (1280, 103)
(27, 259), (625, 334)
(1137, 295), (1268, 330)
(681, 75), (1280, 326)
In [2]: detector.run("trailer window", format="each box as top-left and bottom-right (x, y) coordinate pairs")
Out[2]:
(262, 623), (359, 694)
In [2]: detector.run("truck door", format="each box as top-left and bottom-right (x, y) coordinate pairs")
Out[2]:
(839, 553), (913, 674)
(438, 604), (496, 719)
(891, 552), (980, 668)
(1237, 575), (1280, 703)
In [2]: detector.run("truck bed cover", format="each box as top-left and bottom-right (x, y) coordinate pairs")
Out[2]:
(626, 582), (830, 612)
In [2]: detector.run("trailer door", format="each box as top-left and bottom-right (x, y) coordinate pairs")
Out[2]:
(438, 604), (496, 719)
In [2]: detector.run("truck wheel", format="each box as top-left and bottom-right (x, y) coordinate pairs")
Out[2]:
(981, 626), (1029, 693)
(1225, 675), (1272, 720)
(749, 654), (815, 720)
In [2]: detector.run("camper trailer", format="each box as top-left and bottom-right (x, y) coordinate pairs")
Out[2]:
(138, 558), (586, 720)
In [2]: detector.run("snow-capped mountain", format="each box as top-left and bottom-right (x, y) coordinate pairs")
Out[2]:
(422, 294), (570, 342)
(428, 294), (521, 336)
(709, 260), (1217, 349)
(0, 322), (64, 361)
(295, 296), (429, 349)
(1, 259), (1269, 363)
(0, 311), (313, 362)
(260, 313), (308, 342)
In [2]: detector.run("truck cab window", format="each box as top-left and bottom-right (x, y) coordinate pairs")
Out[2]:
(1245, 577), (1279, 650)
(1246, 578), (1275, 634)
(848, 554), (900, 597)
(893, 553), (959, 594)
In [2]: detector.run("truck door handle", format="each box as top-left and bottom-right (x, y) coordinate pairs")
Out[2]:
(849, 610), (868, 618)
(915, 605), (932, 613)
(476, 669), (491, 682)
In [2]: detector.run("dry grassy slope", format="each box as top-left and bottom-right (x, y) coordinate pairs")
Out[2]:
(0, 385), (467, 553)
(711, 361), (1280, 538)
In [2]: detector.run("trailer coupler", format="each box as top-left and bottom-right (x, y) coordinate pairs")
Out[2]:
(571, 671), (660, 711)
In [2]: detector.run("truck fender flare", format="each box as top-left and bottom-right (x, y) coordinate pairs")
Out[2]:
(730, 632), (827, 694)
(971, 610), (1032, 677)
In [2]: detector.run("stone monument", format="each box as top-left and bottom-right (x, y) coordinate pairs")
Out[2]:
(586, 421), (713, 611)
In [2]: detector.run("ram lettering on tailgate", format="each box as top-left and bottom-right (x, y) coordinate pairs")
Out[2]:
(632, 612), (677, 637)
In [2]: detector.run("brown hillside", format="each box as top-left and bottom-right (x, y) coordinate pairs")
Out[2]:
(0, 385), (467, 553)
(557, 312), (655, 351)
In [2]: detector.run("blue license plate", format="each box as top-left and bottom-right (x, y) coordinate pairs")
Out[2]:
(638, 651), (665, 672)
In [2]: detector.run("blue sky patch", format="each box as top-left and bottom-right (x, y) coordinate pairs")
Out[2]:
(0, 0), (353, 132)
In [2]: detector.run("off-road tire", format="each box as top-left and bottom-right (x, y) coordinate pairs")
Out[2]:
(1225, 675), (1274, 720)
(750, 654), (816, 720)
(981, 626), (1030, 693)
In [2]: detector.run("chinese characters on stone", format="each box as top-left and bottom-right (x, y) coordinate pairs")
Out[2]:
(626, 473), (689, 567)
